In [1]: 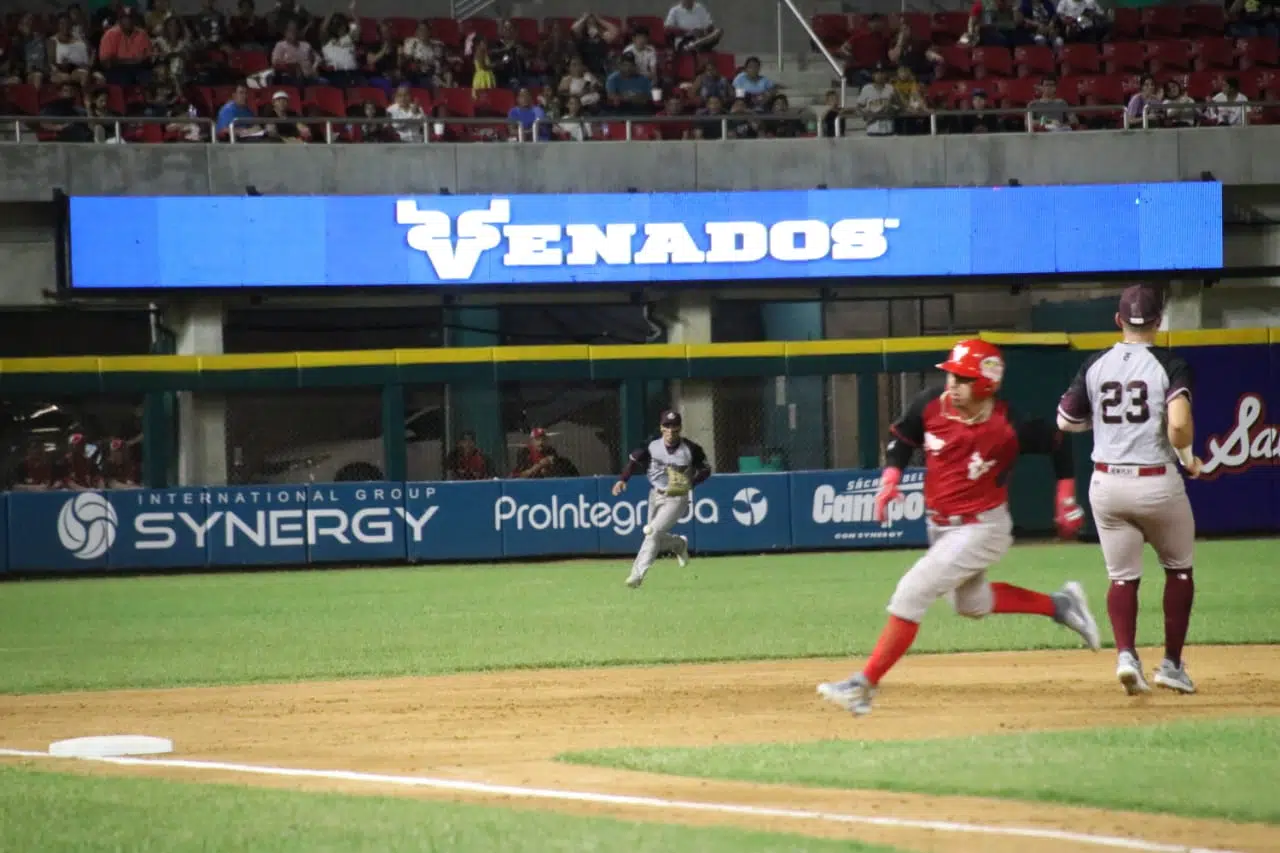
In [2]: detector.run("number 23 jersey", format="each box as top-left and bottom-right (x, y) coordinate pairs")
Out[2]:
(889, 387), (1055, 517)
(1056, 341), (1193, 466)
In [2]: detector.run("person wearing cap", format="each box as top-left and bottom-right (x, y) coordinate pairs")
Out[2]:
(1056, 284), (1202, 697)
(512, 428), (563, 479)
(855, 62), (898, 137)
(261, 88), (310, 141)
(446, 430), (494, 481)
(611, 410), (711, 588)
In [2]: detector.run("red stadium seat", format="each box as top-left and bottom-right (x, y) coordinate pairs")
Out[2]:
(427, 17), (462, 48)
(713, 52), (738, 80)
(1102, 41), (1145, 74)
(542, 16), (576, 38)
(357, 17), (380, 46)
(1237, 37), (1280, 69)
(436, 86), (474, 116)
(104, 84), (128, 114)
(1059, 43), (1101, 75)
(1184, 70), (1220, 100)
(1143, 6), (1185, 39)
(347, 85), (389, 109)
(471, 87), (514, 115)
(1055, 75), (1084, 104)
(812, 13), (850, 47)
(935, 45), (974, 79)
(1077, 74), (1124, 105)
(229, 49), (269, 76)
(1236, 68), (1266, 99)
(510, 16), (541, 45)
(409, 87), (433, 114)
(4, 83), (39, 115)
(994, 76), (1038, 106)
(674, 52), (697, 81)
(973, 46), (1014, 78)
(304, 85), (346, 116)
(1183, 4), (1226, 35)
(460, 17), (498, 44)
(1146, 40), (1192, 73)
(844, 34), (888, 69)
(1111, 9), (1142, 40)
(629, 121), (659, 140)
(386, 17), (418, 41)
(1015, 45), (1055, 77)
(888, 12), (931, 41)
(251, 85), (300, 112)
(931, 11), (970, 44)
(927, 79), (960, 107)
(1191, 37), (1234, 71)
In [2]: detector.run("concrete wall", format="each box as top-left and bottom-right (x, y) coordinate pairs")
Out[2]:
(5, 127), (1280, 202)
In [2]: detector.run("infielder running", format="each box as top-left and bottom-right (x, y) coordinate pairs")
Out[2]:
(1056, 284), (1201, 695)
(819, 339), (1100, 716)
(612, 410), (711, 588)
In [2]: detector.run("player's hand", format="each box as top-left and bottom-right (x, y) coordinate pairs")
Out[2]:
(1054, 478), (1084, 539)
(873, 467), (903, 523)
(611, 480), (626, 496)
(1184, 456), (1204, 479)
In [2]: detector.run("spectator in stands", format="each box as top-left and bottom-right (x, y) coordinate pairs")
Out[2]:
(84, 88), (125, 143)
(1126, 74), (1160, 125)
(557, 55), (602, 112)
(888, 20), (942, 83)
(193, 0), (229, 49)
(509, 87), (549, 140)
(145, 0), (174, 37)
(268, 0), (311, 40)
(271, 18), (319, 84)
(512, 428), (564, 479)
(68, 5), (91, 43)
(40, 81), (91, 141)
(570, 13), (620, 78)
(856, 63), (898, 137)
(1161, 79), (1198, 127)
(15, 13), (52, 88)
(469, 37), (497, 93)
(606, 53), (654, 115)
(1020, 0), (1063, 48)
(11, 440), (54, 492)
(216, 81), (262, 138)
(892, 65), (930, 134)
(321, 3), (361, 87)
(491, 19), (529, 89)
(402, 20), (446, 87)
(727, 96), (760, 138)
(731, 56), (776, 108)
(537, 20), (574, 83)
(686, 53), (731, 106)
(622, 26), (659, 81)
(50, 14), (98, 89)
(952, 88), (1008, 133)
(446, 431), (493, 480)
(0, 53), (19, 88)
(1028, 76), (1076, 130)
(839, 13), (892, 87)
(665, 0), (722, 53)
(385, 83), (426, 141)
(347, 98), (395, 141)
(693, 93), (726, 139)
(820, 89), (853, 137)
(142, 72), (179, 118)
(1207, 76), (1250, 126)
(765, 93), (807, 137)
(262, 88), (309, 141)
(104, 438), (141, 488)
(153, 15), (193, 82)
(228, 0), (269, 49)
(365, 21), (402, 93)
(965, 0), (1030, 47)
(657, 93), (691, 139)
(1055, 0), (1107, 43)
(1228, 0), (1280, 39)
(556, 94), (593, 140)
(98, 9), (152, 85)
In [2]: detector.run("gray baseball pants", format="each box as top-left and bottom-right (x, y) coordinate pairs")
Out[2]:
(630, 489), (689, 576)
(887, 505), (1015, 623)
(1089, 468), (1195, 582)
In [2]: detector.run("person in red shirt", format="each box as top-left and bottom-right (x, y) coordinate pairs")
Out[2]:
(817, 339), (1097, 716)
(511, 427), (561, 479)
(12, 440), (54, 492)
(446, 431), (494, 480)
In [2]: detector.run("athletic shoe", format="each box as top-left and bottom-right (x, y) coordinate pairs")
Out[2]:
(817, 674), (876, 716)
(1152, 659), (1196, 694)
(1116, 650), (1151, 695)
(674, 535), (689, 568)
(625, 567), (647, 588)
(1052, 581), (1101, 651)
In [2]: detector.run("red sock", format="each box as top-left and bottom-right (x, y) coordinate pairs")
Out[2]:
(990, 582), (1057, 617)
(1163, 568), (1194, 667)
(1107, 579), (1140, 653)
(863, 615), (919, 686)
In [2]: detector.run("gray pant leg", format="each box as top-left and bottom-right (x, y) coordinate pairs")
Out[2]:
(630, 491), (689, 575)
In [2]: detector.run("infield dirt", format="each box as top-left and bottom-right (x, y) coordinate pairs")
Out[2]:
(3, 645), (1279, 853)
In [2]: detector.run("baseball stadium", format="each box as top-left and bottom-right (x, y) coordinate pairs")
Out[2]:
(1, 1), (1278, 852)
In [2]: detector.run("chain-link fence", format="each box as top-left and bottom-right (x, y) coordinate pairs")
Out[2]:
(0, 395), (143, 492)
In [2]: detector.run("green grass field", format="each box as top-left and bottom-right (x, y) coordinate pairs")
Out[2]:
(0, 540), (1276, 694)
(1, 539), (1277, 851)
(563, 716), (1280, 824)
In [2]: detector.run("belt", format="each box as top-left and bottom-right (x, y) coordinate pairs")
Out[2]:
(928, 511), (983, 527)
(1094, 463), (1168, 477)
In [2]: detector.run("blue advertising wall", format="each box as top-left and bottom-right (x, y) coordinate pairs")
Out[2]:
(67, 183), (1223, 290)
(3, 470), (926, 574)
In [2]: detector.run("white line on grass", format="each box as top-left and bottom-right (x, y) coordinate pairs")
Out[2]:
(0, 747), (1240, 853)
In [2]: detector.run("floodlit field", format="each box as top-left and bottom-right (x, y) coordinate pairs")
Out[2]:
(1, 540), (1278, 853)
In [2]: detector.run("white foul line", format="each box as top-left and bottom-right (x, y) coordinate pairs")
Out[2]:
(0, 747), (1241, 853)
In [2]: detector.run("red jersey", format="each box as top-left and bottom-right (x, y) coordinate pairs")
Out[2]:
(889, 387), (1064, 517)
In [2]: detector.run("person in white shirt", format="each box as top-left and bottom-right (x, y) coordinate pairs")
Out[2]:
(386, 83), (427, 142)
(321, 2), (361, 86)
(1208, 77), (1250, 126)
(1055, 0), (1108, 43)
(665, 0), (722, 52)
(622, 27), (658, 80)
(557, 55), (601, 109)
(856, 64), (898, 136)
(401, 19), (445, 86)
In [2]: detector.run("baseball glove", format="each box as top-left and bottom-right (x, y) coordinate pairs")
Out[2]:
(664, 465), (692, 496)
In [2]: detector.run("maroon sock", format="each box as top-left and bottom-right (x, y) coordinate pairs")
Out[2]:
(1107, 579), (1140, 654)
(1163, 568), (1194, 667)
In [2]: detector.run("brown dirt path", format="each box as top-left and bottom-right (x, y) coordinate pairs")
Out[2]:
(2, 645), (1279, 853)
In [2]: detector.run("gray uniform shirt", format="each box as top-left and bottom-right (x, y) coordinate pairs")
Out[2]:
(1057, 342), (1193, 466)
(625, 437), (710, 492)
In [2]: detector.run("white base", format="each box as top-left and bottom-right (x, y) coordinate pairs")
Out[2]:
(48, 735), (174, 759)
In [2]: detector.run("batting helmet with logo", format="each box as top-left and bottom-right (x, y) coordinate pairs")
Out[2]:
(936, 339), (1005, 399)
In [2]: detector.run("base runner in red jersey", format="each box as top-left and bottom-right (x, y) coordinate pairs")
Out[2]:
(817, 338), (1101, 716)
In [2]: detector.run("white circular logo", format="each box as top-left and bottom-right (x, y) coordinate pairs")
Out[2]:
(732, 487), (769, 526)
(57, 492), (118, 560)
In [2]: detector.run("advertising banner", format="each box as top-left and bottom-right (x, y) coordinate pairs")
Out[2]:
(107, 487), (208, 571)
(304, 482), (411, 565)
(689, 473), (793, 553)
(67, 184), (1223, 290)
(406, 480), (499, 562)
(8, 490), (113, 572)
(203, 486), (310, 567)
(498, 478), (603, 558)
(1182, 344), (1279, 534)
(789, 468), (930, 550)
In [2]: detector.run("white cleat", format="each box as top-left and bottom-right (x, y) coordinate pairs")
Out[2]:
(675, 535), (689, 568)
(817, 674), (877, 716)
(625, 567), (647, 589)
(1116, 650), (1151, 695)
(1053, 581), (1101, 651)
(1152, 659), (1197, 694)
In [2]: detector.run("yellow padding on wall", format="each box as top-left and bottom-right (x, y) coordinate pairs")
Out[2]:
(1167, 328), (1270, 347)
(200, 353), (299, 370)
(590, 344), (687, 360)
(686, 342), (786, 358)
(396, 347), (492, 365)
(881, 335), (957, 353)
(296, 349), (400, 368)
(2, 356), (101, 373)
(99, 355), (201, 372)
(784, 340), (882, 357)
(980, 332), (1071, 346)
(492, 345), (590, 362)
